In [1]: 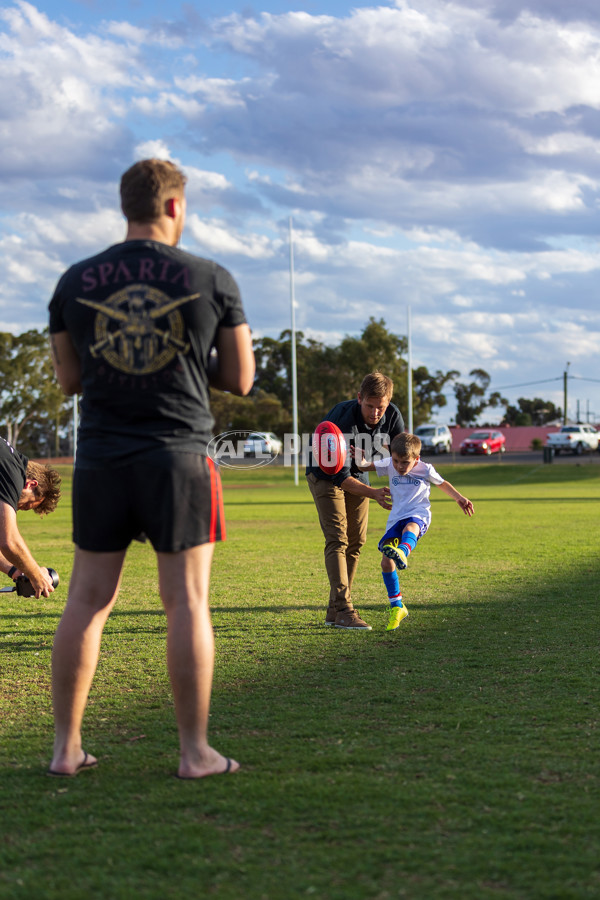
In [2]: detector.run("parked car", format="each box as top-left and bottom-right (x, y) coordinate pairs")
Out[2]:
(243, 431), (283, 457)
(545, 424), (599, 455)
(460, 430), (506, 456)
(414, 424), (452, 454)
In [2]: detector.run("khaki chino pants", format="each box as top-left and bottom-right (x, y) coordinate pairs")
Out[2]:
(306, 473), (370, 612)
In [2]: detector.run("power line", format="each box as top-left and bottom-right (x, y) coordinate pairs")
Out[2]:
(491, 377), (562, 392)
(569, 375), (600, 384)
(438, 373), (596, 401)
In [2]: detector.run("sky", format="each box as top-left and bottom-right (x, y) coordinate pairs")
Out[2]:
(1, 0), (600, 424)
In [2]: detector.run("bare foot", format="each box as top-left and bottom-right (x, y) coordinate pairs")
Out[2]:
(177, 751), (240, 780)
(48, 750), (98, 777)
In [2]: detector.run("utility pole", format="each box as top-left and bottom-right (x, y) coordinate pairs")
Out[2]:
(563, 362), (570, 425)
(289, 217), (299, 486)
(407, 306), (413, 433)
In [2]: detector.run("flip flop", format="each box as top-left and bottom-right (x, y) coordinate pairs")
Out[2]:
(175, 757), (237, 779)
(47, 751), (98, 777)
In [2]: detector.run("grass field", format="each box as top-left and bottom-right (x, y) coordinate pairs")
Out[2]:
(0, 462), (599, 899)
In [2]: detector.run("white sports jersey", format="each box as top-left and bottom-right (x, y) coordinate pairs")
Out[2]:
(373, 457), (444, 530)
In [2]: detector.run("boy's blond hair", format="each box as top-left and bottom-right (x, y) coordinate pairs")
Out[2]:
(26, 461), (61, 516)
(391, 433), (421, 459)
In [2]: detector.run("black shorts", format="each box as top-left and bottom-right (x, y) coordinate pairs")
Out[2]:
(73, 452), (226, 552)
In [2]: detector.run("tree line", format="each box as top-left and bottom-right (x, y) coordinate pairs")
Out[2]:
(0, 329), (73, 458)
(0, 321), (561, 457)
(210, 317), (561, 436)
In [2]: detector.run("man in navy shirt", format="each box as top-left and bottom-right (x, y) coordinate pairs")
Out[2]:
(306, 372), (404, 630)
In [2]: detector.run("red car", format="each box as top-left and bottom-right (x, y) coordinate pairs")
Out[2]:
(460, 430), (506, 455)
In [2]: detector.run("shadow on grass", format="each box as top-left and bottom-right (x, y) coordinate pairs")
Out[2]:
(1, 552), (599, 899)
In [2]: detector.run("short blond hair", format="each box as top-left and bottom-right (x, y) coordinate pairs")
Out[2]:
(359, 372), (393, 402)
(391, 433), (421, 459)
(26, 461), (61, 516)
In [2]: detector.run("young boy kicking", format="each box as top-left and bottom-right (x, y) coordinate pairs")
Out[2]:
(353, 432), (474, 631)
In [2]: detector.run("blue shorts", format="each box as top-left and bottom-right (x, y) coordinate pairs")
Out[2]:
(378, 516), (428, 552)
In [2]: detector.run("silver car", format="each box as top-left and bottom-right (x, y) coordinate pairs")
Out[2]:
(414, 424), (452, 454)
(243, 431), (283, 457)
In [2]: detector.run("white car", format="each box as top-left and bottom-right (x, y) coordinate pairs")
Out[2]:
(545, 425), (599, 455)
(243, 431), (283, 457)
(414, 424), (452, 454)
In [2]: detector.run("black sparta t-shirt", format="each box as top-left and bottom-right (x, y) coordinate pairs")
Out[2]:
(48, 240), (247, 465)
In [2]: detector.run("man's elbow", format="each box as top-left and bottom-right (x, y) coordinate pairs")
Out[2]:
(228, 360), (255, 396)
(0, 539), (15, 560)
(60, 379), (81, 397)
(53, 367), (81, 396)
(238, 368), (255, 396)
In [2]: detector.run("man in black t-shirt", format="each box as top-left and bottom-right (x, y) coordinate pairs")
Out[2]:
(0, 436), (61, 597)
(306, 372), (404, 630)
(48, 159), (255, 779)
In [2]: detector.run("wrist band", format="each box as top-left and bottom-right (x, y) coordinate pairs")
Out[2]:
(8, 566), (17, 579)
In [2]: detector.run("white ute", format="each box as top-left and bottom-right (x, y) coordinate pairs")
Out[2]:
(545, 425), (599, 455)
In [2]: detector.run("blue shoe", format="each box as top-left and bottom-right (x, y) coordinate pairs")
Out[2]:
(382, 539), (408, 570)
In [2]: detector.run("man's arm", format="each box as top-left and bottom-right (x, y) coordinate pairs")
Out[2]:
(343, 442), (390, 507)
(208, 324), (255, 396)
(0, 551), (18, 579)
(0, 502), (55, 597)
(50, 331), (82, 396)
(339, 476), (392, 510)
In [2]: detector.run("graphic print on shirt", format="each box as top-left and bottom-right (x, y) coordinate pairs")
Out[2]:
(391, 474), (422, 487)
(76, 284), (199, 375)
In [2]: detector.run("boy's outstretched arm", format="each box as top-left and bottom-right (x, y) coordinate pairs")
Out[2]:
(436, 480), (474, 516)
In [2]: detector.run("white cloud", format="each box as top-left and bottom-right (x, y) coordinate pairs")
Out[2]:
(185, 214), (279, 258)
(0, 2), (139, 179)
(133, 93), (204, 117)
(451, 294), (475, 308)
(134, 140), (173, 161)
(15, 209), (124, 251)
(521, 130), (600, 157)
(175, 74), (248, 108)
(210, 3), (600, 116)
(104, 21), (147, 44)
(186, 167), (232, 191)
(0, 0), (599, 421)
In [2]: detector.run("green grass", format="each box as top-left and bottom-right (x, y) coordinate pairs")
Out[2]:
(1, 462), (599, 899)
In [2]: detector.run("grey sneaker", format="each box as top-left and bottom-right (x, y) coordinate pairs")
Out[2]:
(334, 610), (372, 630)
(325, 608), (337, 626)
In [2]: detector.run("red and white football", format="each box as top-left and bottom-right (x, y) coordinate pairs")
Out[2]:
(312, 421), (347, 475)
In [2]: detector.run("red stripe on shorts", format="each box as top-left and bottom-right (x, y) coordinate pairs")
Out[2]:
(207, 456), (226, 542)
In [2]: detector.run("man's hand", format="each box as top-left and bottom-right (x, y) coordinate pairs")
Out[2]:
(373, 486), (392, 510)
(349, 444), (376, 472)
(26, 567), (56, 599)
(349, 444), (366, 468)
